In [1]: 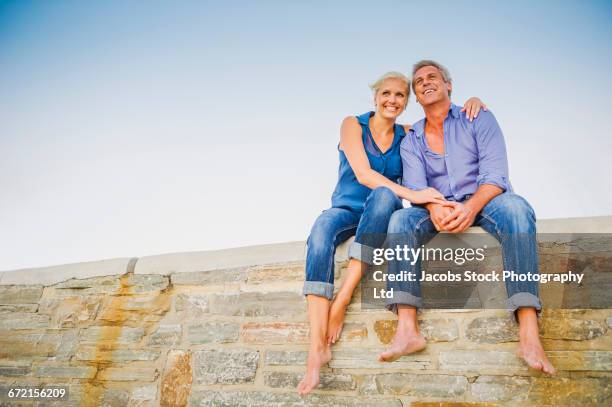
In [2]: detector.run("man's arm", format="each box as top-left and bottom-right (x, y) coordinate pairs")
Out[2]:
(441, 110), (509, 232)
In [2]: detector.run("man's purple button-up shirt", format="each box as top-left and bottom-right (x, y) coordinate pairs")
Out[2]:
(401, 103), (512, 202)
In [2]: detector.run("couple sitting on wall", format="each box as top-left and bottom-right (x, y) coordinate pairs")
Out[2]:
(298, 60), (555, 396)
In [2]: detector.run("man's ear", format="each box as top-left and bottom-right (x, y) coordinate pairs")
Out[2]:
(447, 82), (453, 96)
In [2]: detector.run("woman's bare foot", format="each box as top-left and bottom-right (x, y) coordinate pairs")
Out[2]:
(378, 329), (426, 362)
(297, 345), (332, 395)
(517, 334), (556, 375)
(327, 293), (351, 344)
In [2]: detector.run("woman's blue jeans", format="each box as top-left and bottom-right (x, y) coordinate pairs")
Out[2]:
(385, 192), (542, 314)
(303, 187), (402, 300)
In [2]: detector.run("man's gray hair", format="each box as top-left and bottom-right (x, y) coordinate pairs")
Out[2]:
(412, 60), (452, 96)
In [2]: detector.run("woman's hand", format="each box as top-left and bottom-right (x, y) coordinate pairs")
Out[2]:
(409, 187), (447, 205)
(461, 97), (487, 122)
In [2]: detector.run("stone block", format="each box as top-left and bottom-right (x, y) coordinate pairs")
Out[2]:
(374, 319), (458, 344)
(98, 367), (158, 382)
(0, 313), (50, 330)
(79, 326), (145, 344)
(33, 364), (97, 379)
(540, 317), (607, 340)
(264, 371), (356, 391)
(161, 350), (192, 407)
(171, 267), (247, 285)
(547, 351), (612, 371)
(360, 373), (468, 398)
(38, 296), (101, 327)
(0, 365), (31, 376)
(208, 291), (305, 317)
(246, 261), (305, 284)
(439, 350), (527, 372)
(193, 349), (259, 385)
(189, 391), (402, 407)
(187, 322), (238, 344)
(329, 350), (432, 370)
(175, 294), (209, 315)
(241, 322), (309, 344)
(0, 285), (43, 304)
(149, 324), (182, 346)
(264, 350), (308, 366)
(0, 304), (38, 313)
(465, 316), (518, 343)
(75, 346), (160, 362)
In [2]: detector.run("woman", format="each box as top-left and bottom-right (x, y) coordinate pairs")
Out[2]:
(297, 71), (486, 395)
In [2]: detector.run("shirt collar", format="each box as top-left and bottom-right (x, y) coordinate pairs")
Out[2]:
(411, 103), (460, 138)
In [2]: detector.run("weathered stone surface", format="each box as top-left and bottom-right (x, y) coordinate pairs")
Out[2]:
(161, 350), (192, 407)
(38, 296), (101, 327)
(373, 319), (458, 344)
(471, 375), (531, 402)
(360, 373), (468, 398)
(0, 365), (31, 376)
(466, 316), (518, 343)
(124, 274), (169, 293)
(208, 291), (305, 317)
(33, 364), (97, 379)
(265, 350), (307, 366)
(193, 349), (259, 385)
(548, 351), (612, 371)
(171, 267), (247, 285)
(53, 275), (121, 296)
(79, 326), (145, 344)
(264, 371), (356, 391)
(540, 317), (607, 340)
(0, 304), (38, 313)
(187, 322), (238, 344)
(247, 261), (305, 284)
(96, 292), (171, 324)
(189, 391), (402, 407)
(329, 350), (432, 370)
(439, 350), (527, 372)
(607, 316), (612, 327)
(0, 312), (49, 330)
(0, 285), (43, 304)
(149, 324), (182, 346)
(102, 388), (130, 406)
(0, 331), (77, 360)
(472, 376), (611, 406)
(75, 346), (160, 362)
(175, 293), (209, 315)
(411, 403), (497, 407)
(339, 323), (368, 342)
(98, 367), (158, 382)
(241, 322), (309, 343)
(132, 385), (158, 401)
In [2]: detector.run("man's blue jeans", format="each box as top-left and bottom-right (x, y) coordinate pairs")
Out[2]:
(303, 187), (402, 300)
(385, 192), (541, 314)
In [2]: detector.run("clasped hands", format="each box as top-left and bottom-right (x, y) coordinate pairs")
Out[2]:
(427, 200), (477, 233)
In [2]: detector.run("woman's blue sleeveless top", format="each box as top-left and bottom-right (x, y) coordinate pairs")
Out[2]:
(330, 112), (406, 212)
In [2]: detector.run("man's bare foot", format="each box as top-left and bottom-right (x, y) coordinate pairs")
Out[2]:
(326, 293), (351, 344)
(378, 329), (426, 362)
(517, 335), (556, 375)
(297, 345), (331, 395)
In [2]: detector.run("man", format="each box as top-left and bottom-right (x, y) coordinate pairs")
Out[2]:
(378, 60), (555, 375)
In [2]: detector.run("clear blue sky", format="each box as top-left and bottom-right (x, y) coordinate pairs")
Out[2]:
(1, 0), (611, 270)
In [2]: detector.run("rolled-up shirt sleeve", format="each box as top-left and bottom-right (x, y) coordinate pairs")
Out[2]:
(400, 134), (428, 191)
(474, 110), (510, 191)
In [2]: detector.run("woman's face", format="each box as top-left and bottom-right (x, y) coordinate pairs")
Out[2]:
(374, 78), (408, 120)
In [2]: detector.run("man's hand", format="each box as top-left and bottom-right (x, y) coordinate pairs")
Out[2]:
(440, 201), (477, 233)
(427, 203), (454, 231)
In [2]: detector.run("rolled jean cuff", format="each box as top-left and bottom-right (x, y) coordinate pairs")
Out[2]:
(507, 292), (542, 321)
(348, 241), (375, 265)
(303, 281), (334, 300)
(385, 291), (424, 314)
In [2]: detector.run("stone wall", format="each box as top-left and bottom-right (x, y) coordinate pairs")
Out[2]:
(0, 217), (610, 406)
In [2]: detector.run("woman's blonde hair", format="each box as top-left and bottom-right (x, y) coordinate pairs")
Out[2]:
(369, 71), (411, 98)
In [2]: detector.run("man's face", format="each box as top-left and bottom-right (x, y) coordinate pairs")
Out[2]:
(413, 65), (452, 106)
